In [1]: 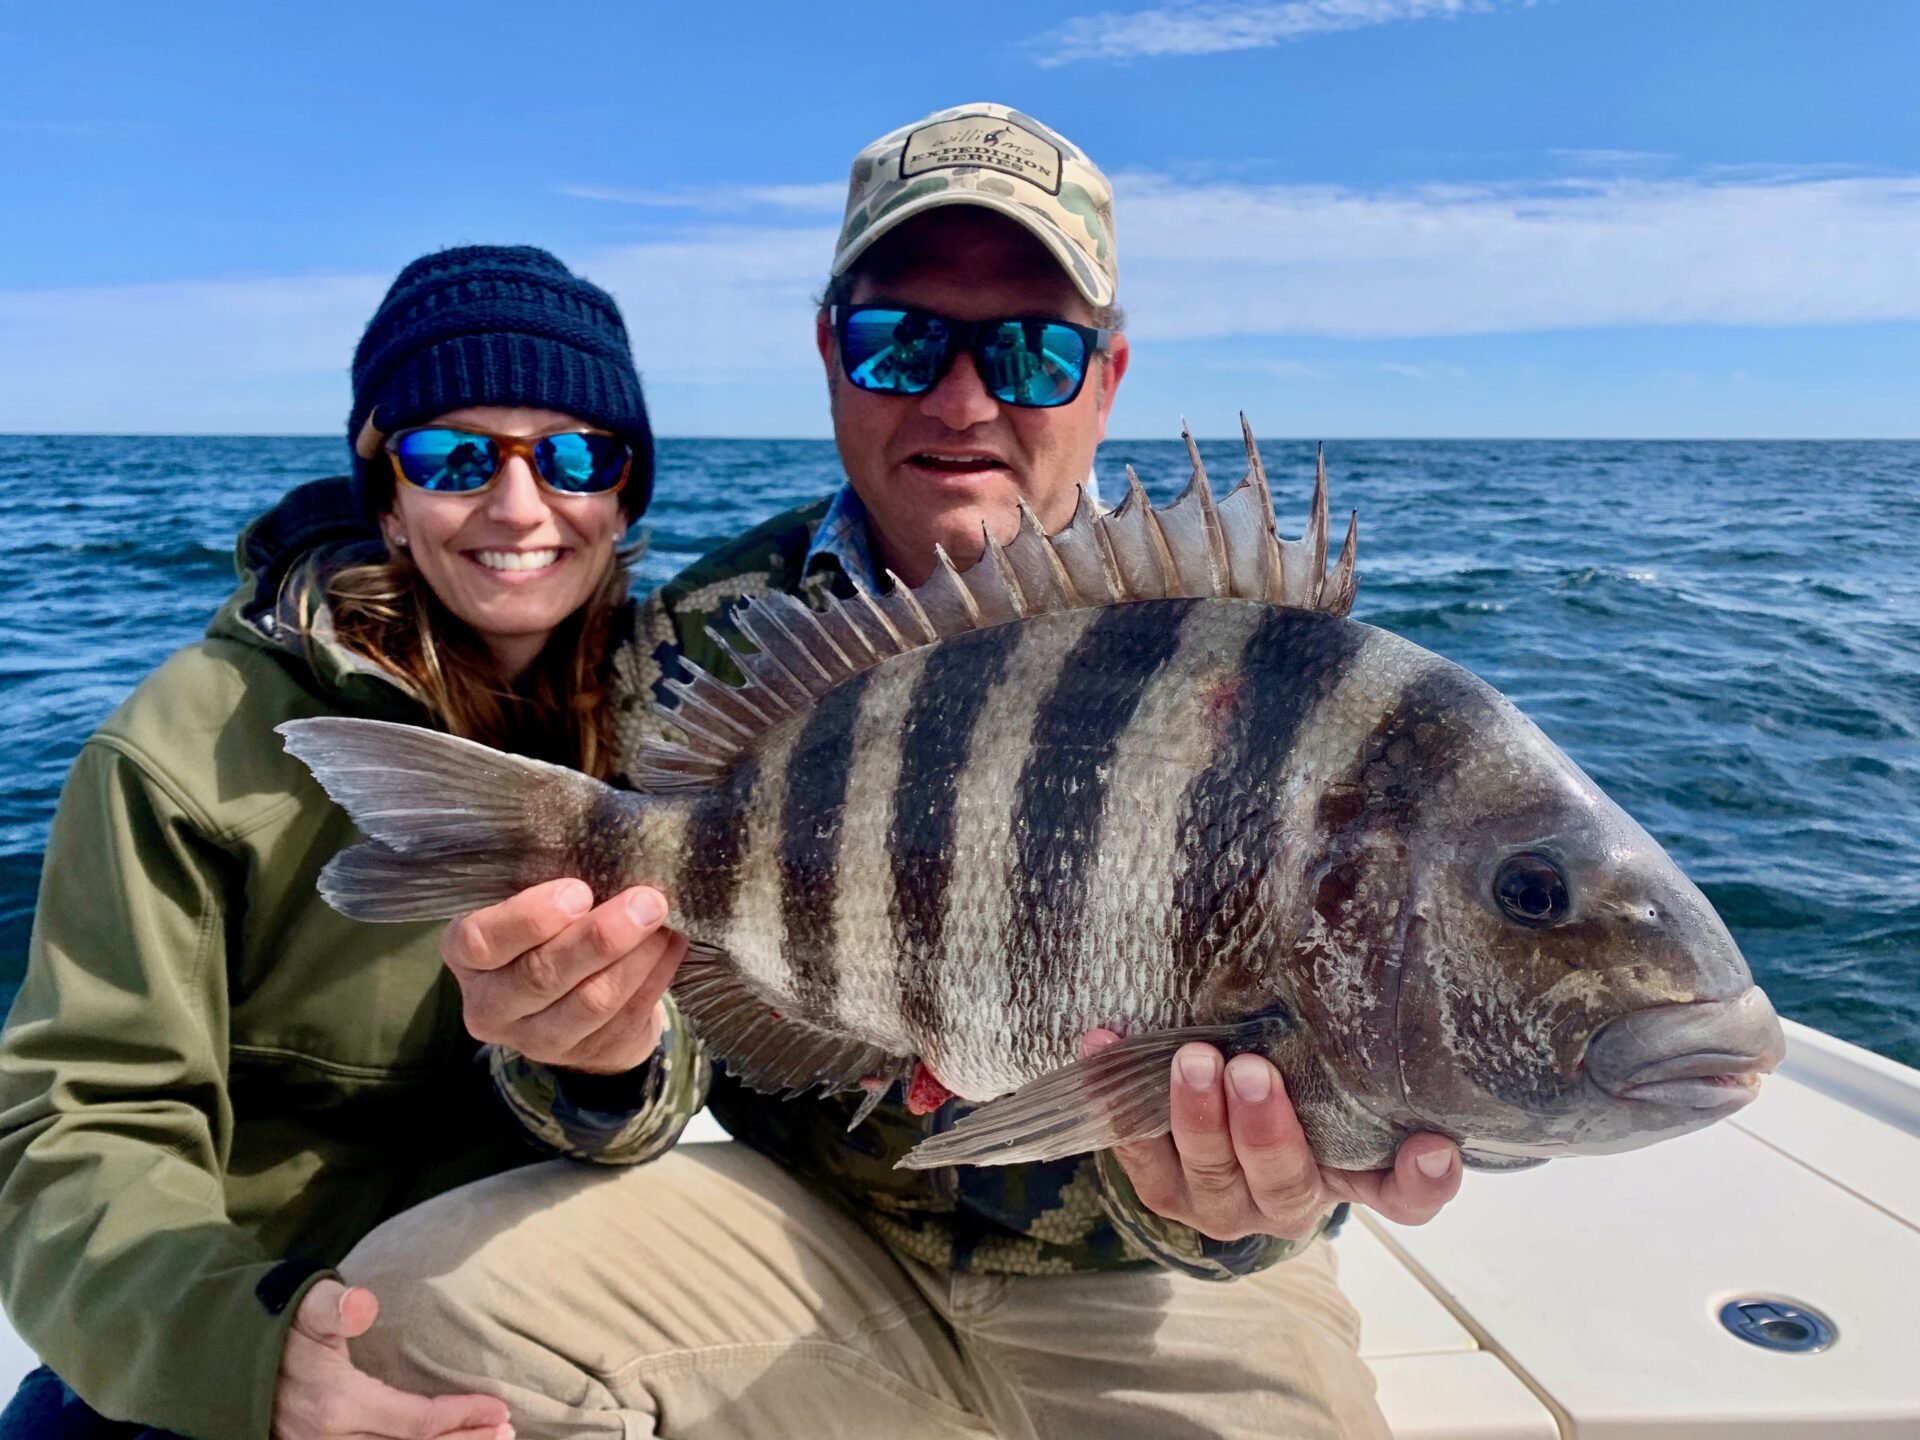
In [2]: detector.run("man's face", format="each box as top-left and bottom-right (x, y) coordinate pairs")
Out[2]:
(816, 208), (1130, 587)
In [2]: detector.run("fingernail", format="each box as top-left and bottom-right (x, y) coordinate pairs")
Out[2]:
(559, 881), (592, 917)
(1228, 1057), (1272, 1103)
(498, 1427), (515, 1440)
(628, 889), (666, 927)
(1416, 1147), (1454, 1180)
(1177, 1049), (1218, 1090)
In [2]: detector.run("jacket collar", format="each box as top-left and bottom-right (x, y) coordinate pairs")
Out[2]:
(206, 475), (425, 715)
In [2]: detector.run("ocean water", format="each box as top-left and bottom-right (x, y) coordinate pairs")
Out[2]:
(2, 436), (1916, 1067)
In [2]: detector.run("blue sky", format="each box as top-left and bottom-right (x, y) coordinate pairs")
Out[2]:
(2, 0), (1917, 437)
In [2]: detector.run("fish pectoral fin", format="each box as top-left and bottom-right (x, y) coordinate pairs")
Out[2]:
(672, 945), (907, 1101)
(896, 1019), (1289, 1170)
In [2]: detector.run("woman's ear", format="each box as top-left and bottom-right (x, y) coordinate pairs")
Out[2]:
(380, 511), (409, 552)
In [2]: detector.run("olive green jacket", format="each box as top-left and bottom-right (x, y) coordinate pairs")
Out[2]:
(0, 478), (701, 1440)
(497, 496), (1306, 1281)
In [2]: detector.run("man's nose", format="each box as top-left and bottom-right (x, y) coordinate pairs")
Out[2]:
(484, 456), (550, 527)
(918, 348), (1001, 430)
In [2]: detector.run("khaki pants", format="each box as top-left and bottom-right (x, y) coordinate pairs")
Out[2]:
(344, 1145), (1390, 1440)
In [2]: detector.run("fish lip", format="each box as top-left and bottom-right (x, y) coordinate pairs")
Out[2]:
(1584, 988), (1784, 1109)
(1611, 1070), (1764, 1111)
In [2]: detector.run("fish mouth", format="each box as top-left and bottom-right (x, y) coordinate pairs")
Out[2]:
(1584, 988), (1785, 1113)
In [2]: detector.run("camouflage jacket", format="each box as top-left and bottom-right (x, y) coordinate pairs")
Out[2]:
(494, 495), (1310, 1279)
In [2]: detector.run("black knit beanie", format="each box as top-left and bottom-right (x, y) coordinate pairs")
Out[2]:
(348, 245), (654, 517)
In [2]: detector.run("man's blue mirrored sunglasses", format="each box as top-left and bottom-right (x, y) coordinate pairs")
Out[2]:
(831, 305), (1112, 409)
(385, 426), (632, 497)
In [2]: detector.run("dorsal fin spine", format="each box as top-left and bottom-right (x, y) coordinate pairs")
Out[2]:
(1310, 443), (1330, 595)
(763, 604), (843, 685)
(848, 583), (908, 656)
(1327, 510), (1359, 614)
(827, 592), (885, 667)
(925, 546), (984, 631)
(978, 525), (1030, 622)
(661, 683), (755, 747)
(728, 615), (816, 704)
(884, 571), (939, 645)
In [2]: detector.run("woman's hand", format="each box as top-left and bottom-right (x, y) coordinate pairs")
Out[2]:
(442, 879), (688, 1075)
(1085, 1032), (1464, 1242)
(272, 1280), (510, 1440)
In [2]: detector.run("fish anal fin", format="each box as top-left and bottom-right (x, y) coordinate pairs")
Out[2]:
(672, 945), (906, 1101)
(898, 1017), (1294, 1170)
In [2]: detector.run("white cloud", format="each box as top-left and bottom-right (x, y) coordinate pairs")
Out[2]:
(1035, 0), (1511, 65)
(0, 273), (386, 432)
(557, 182), (844, 213)
(581, 225), (836, 383)
(1548, 148), (1675, 171)
(0, 228), (836, 433)
(1117, 172), (1920, 338)
(4, 170), (1920, 432)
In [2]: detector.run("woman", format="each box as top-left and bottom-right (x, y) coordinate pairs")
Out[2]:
(0, 246), (691, 1440)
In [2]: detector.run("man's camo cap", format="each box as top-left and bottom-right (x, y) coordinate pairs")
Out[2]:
(832, 102), (1118, 309)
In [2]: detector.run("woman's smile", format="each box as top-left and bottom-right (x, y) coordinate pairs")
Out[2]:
(467, 545), (569, 576)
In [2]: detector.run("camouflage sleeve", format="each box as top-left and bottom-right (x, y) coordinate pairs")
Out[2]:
(488, 995), (713, 1164)
(1092, 1148), (1326, 1280)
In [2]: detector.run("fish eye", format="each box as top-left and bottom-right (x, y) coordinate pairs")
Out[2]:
(1493, 853), (1569, 927)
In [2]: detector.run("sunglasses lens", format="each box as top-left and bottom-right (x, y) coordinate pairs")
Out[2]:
(391, 429), (500, 492)
(840, 308), (948, 395)
(536, 432), (630, 493)
(980, 321), (1090, 408)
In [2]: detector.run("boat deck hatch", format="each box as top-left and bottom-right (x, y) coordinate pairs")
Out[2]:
(1718, 1298), (1836, 1354)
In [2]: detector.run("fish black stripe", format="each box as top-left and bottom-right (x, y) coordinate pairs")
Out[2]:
(1333, 663), (1484, 827)
(1320, 663), (1504, 1100)
(776, 670), (873, 1020)
(1005, 601), (1198, 1004)
(890, 625), (1020, 1049)
(1170, 609), (1367, 967)
(678, 758), (758, 939)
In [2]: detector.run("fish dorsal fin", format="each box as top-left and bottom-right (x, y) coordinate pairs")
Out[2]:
(636, 419), (1358, 789)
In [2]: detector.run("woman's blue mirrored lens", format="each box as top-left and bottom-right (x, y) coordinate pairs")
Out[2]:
(841, 309), (949, 395)
(393, 430), (499, 492)
(980, 320), (1088, 408)
(536, 432), (630, 493)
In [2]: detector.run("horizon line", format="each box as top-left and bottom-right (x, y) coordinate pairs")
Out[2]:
(4, 431), (1917, 444)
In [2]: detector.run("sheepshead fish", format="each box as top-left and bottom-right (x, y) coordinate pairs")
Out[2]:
(280, 423), (1784, 1174)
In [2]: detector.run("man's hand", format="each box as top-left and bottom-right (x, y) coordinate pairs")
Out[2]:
(272, 1280), (510, 1440)
(443, 879), (688, 1075)
(1085, 1031), (1462, 1242)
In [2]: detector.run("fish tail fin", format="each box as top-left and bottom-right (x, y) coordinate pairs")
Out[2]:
(277, 717), (634, 923)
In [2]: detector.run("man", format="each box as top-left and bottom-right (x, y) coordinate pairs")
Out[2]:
(337, 104), (1461, 1440)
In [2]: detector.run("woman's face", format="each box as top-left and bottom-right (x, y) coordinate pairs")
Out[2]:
(383, 405), (628, 679)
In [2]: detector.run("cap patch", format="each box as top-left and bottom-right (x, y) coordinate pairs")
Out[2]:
(902, 114), (1062, 196)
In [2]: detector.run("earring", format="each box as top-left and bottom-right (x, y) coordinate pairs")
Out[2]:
(393, 534), (410, 549)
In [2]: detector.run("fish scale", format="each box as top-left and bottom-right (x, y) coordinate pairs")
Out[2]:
(282, 420), (1785, 1174)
